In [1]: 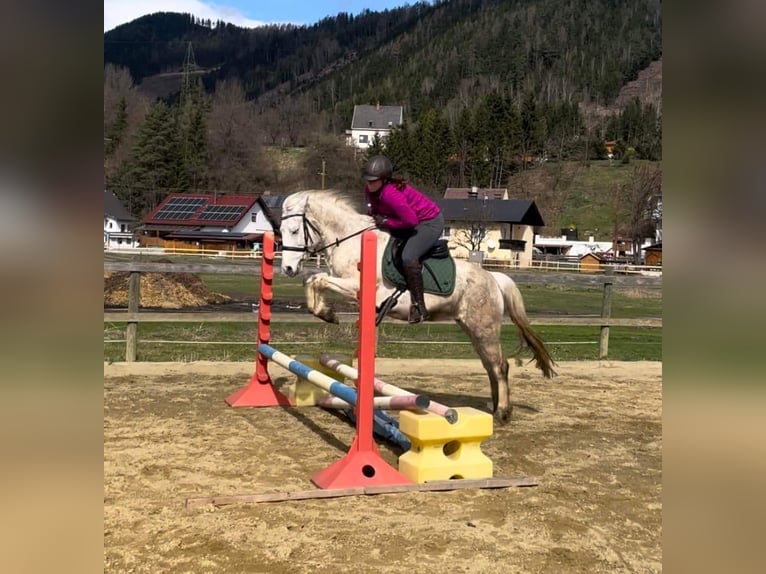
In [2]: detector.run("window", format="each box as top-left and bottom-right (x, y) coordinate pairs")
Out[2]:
(121, 224), (126, 232)
(251, 213), (258, 222)
(358, 135), (369, 144)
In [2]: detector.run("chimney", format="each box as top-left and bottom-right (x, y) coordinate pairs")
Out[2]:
(376, 101), (380, 111)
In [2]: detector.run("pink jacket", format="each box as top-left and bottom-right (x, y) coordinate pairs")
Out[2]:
(365, 182), (440, 230)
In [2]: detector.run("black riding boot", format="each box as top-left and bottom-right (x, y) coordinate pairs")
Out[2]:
(403, 261), (428, 324)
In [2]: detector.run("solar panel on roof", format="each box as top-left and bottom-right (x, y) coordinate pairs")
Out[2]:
(198, 205), (247, 221)
(153, 197), (206, 220)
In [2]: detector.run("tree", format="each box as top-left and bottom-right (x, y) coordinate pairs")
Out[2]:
(451, 197), (492, 253)
(619, 164), (662, 263)
(410, 107), (451, 194)
(113, 100), (183, 217)
(302, 133), (360, 192)
(206, 78), (264, 193)
(103, 64), (149, 180)
(366, 133), (385, 158)
(383, 125), (413, 178)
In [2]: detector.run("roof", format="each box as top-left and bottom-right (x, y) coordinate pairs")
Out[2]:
(350, 105), (403, 131)
(104, 190), (134, 221)
(435, 199), (545, 226)
(444, 188), (507, 200)
(142, 193), (260, 227)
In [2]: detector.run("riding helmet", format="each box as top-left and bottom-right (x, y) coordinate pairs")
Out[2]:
(363, 155), (393, 181)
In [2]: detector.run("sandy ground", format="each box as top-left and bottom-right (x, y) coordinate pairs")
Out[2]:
(104, 359), (662, 573)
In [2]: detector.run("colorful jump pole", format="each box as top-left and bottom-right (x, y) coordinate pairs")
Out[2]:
(258, 345), (427, 415)
(319, 355), (459, 424)
(310, 231), (413, 489)
(316, 395), (430, 411)
(225, 232), (293, 407)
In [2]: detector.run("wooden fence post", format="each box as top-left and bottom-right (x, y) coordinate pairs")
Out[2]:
(126, 271), (140, 361)
(599, 266), (615, 359)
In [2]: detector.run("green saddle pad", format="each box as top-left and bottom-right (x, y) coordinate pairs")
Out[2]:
(382, 237), (456, 296)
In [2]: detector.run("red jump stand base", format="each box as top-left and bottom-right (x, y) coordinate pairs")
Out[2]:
(225, 369), (293, 408)
(311, 437), (412, 489)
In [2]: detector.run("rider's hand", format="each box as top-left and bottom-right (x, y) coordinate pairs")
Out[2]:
(372, 214), (387, 227)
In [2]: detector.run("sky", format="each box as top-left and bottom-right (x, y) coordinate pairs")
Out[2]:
(104, 0), (418, 32)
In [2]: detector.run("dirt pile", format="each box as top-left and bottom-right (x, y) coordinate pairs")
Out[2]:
(104, 262), (231, 309)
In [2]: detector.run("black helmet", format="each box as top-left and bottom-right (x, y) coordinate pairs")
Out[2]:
(363, 155), (393, 181)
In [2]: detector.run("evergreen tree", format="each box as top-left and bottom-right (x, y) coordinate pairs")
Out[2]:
(451, 106), (474, 187)
(411, 108), (451, 194)
(114, 100), (183, 216)
(105, 97), (128, 156)
(383, 125), (414, 179)
(366, 133), (386, 159)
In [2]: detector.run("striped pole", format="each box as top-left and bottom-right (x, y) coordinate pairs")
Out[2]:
(320, 355), (459, 424)
(258, 344), (358, 405)
(316, 395), (430, 411)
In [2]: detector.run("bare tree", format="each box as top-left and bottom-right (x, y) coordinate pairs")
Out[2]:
(207, 78), (264, 192)
(452, 197), (492, 253)
(619, 164), (662, 263)
(103, 64), (149, 179)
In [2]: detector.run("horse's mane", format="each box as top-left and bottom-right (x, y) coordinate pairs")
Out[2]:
(289, 189), (365, 216)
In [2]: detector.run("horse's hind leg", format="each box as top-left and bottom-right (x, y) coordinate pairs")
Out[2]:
(455, 316), (512, 424)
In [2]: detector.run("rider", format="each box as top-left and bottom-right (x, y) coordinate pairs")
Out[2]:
(363, 155), (444, 324)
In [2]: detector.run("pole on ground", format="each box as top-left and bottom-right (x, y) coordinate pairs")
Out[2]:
(320, 355), (458, 424)
(311, 231), (413, 489)
(225, 232), (293, 407)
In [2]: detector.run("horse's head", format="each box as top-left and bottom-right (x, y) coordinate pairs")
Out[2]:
(278, 192), (312, 277)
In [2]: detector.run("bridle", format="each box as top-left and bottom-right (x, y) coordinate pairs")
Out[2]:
(279, 212), (376, 256)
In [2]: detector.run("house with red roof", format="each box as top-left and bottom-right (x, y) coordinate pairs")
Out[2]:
(139, 193), (284, 251)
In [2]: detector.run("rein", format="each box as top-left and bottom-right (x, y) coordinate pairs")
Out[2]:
(280, 212), (377, 255)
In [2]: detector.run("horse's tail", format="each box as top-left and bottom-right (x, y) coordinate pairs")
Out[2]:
(491, 272), (557, 379)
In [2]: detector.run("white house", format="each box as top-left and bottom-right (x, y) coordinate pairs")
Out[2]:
(346, 103), (403, 149)
(533, 234), (655, 259)
(104, 190), (139, 249)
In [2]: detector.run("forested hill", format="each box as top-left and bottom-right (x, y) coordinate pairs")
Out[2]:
(104, 0), (662, 115)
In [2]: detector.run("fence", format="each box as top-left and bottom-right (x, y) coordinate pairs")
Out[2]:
(104, 259), (661, 362)
(106, 247), (662, 276)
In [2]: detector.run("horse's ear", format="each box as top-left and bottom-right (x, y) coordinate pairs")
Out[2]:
(257, 195), (281, 237)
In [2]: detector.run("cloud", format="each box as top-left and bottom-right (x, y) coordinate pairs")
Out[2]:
(104, 0), (268, 32)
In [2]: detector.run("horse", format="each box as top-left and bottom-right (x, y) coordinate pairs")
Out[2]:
(273, 189), (556, 423)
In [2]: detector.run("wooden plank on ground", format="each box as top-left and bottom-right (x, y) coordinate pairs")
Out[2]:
(185, 476), (538, 509)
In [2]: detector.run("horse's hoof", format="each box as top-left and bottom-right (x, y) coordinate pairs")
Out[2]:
(315, 310), (338, 324)
(494, 407), (513, 425)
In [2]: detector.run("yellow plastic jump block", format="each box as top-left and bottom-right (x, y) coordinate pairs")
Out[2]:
(397, 407), (493, 483)
(288, 354), (353, 406)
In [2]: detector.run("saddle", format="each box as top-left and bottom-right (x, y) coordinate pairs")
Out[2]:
(382, 237), (456, 295)
(376, 237), (456, 325)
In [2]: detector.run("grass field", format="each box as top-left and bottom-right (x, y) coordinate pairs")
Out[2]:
(103, 321), (661, 363)
(104, 268), (661, 362)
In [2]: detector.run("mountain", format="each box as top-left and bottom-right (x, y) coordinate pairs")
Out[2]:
(104, 1), (662, 240)
(104, 0), (662, 116)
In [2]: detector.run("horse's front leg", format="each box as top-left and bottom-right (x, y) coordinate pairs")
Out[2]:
(304, 273), (364, 324)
